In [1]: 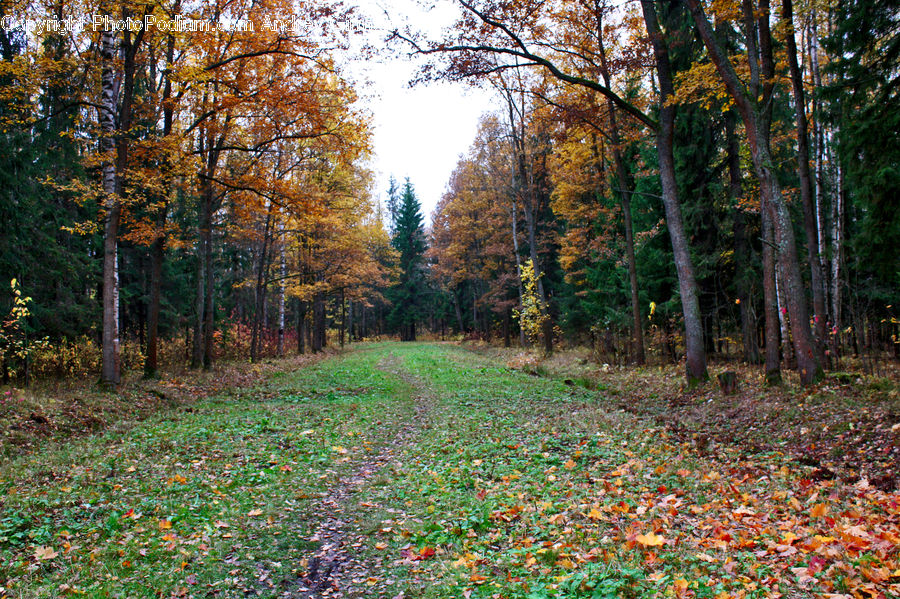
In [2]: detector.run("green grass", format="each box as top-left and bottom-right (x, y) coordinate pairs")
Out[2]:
(1, 343), (898, 599)
(0, 345), (416, 598)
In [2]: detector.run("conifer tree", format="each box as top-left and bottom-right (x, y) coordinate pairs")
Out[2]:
(388, 179), (427, 341)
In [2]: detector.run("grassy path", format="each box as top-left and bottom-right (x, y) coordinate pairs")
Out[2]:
(1, 343), (898, 598)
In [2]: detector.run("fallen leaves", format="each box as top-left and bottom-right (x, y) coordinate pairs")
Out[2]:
(34, 545), (58, 560)
(635, 532), (666, 547)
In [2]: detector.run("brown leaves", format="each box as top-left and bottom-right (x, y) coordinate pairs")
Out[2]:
(34, 545), (58, 560)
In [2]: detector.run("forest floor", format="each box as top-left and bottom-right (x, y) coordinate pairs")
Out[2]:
(1, 342), (899, 598)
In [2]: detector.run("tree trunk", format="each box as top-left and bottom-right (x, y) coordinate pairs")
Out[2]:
(509, 199), (526, 346)
(686, 0), (822, 385)
(775, 258), (795, 367)
(99, 28), (120, 387)
(191, 223), (205, 369)
(453, 288), (465, 333)
(347, 298), (354, 343)
(640, 0), (708, 384)
(503, 82), (553, 353)
(783, 0), (827, 363)
(809, 12), (830, 322)
(831, 160), (844, 350)
(145, 229), (164, 377)
(761, 198), (782, 383)
(596, 20), (645, 365)
(251, 202), (273, 363)
(727, 112), (761, 364)
(144, 29), (176, 378)
(296, 299), (306, 355)
(277, 230), (286, 357)
(312, 291), (325, 352)
(339, 288), (345, 348)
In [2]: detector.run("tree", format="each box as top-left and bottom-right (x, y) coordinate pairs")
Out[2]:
(394, 0), (709, 382)
(388, 180), (427, 341)
(684, 0), (823, 385)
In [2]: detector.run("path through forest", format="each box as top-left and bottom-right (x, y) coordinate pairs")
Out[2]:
(0, 343), (898, 598)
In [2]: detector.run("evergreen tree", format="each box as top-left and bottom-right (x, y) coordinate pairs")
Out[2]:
(387, 179), (427, 341)
(385, 176), (401, 235)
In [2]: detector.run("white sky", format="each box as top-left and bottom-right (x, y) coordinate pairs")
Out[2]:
(343, 0), (498, 224)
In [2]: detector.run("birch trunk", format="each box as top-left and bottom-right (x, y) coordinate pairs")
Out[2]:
(99, 27), (120, 386)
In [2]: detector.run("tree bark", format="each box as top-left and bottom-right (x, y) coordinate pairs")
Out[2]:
(640, 0), (708, 384)
(761, 197), (782, 383)
(251, 202), (273, 363)
(726, 112), (761, 364)
(783, 0), (827, 363)
(775, 258), (795, 367)
(99, 27), (120, 387)
(296, 299), (307, 355)
(312, 290), (325, 352)
(339, 288), (345, 348)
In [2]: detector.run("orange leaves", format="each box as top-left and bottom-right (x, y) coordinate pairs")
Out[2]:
(586, 507), (604, 521)
(635, 532), (667, 547)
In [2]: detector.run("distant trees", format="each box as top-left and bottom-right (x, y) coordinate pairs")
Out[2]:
(392, 0), (899, 383)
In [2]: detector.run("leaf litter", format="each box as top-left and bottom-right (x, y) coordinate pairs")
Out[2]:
(0, 343), (897, 599)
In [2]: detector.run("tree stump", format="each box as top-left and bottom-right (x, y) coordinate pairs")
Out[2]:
(717, 371), (738, 395)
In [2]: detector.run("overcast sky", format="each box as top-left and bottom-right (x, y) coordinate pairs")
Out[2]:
(344, 0), (498, 225)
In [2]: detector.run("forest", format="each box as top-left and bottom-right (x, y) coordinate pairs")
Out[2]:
(0, 0), (898, 391)
(0, 0), (898, 596)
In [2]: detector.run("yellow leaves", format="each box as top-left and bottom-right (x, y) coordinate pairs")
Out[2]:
(586, 508), (604, 521)
(247, 509), (263, 517)
(159, 519), (172, 530)
(635, 532), (667, 547)
(810, 503), (829, 518)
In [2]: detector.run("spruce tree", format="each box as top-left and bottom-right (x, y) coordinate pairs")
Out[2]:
(388, 179), (426, 341)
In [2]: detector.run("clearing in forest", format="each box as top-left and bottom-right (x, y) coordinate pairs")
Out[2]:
(1, 343), (898, 598)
